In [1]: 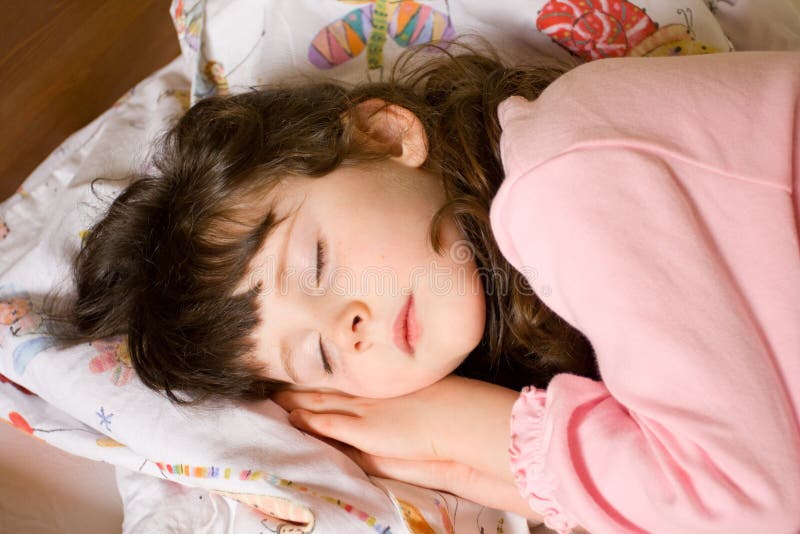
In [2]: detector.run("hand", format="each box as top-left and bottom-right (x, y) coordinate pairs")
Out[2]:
(271, 374), (520, 485)
(340, 445), (546, 525)
(273, 388), (445, 461)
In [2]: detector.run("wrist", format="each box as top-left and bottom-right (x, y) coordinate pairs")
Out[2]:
(441, 377), (520, 484)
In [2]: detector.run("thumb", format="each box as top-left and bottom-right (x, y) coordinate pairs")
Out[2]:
(289, 409), (372, 451)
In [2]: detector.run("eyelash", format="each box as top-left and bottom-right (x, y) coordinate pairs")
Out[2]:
(315, 237), (327, 287)
(319, 335), (333, 375)
(315, 238), (332, 375)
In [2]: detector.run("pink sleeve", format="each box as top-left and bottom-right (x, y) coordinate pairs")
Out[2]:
(490, 148), (800, 533)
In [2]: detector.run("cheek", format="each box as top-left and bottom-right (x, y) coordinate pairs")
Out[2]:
(344, 360), (446, 399)
(461, 266), (487, 347)
(432, 261), (487, 355)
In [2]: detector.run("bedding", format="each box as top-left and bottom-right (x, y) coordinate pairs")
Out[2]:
(177, 0), (733, 104)
(1, 1), (797, 533)
(709, 0), (800, 51)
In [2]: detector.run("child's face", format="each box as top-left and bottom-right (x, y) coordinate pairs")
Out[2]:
(240, 159), (486, 398)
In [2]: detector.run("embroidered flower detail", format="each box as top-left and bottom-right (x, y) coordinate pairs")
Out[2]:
(89, 335), (133, 386)
(96, 437), (125, 448)
(7, 411), (34, 434)
(96, 406), (114, 432)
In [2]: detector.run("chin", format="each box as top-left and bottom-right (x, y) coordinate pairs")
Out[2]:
(378, 370), (458, 399)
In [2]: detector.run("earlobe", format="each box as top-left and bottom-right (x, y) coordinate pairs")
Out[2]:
(348, 98), (429, 168)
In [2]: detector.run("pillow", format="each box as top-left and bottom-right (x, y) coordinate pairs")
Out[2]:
(173, 0), (734, 104)
(707, 0), (800, 51)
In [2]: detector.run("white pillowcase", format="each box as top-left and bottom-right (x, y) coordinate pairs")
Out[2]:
(174, 0), (734, 105)
(708, 0), (800, 51)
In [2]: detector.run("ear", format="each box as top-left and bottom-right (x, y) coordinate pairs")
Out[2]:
(347, 98), (429, 168)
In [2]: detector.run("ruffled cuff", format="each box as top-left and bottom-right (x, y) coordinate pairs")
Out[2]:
(509, 386), (578, 534)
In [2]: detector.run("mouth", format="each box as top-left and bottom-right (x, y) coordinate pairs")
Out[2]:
(393, 294), (419, 355)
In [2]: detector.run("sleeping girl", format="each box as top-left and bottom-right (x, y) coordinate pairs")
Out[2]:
(44, 40), (800, 533)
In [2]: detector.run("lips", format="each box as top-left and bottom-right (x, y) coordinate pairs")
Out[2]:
(393, 294), (420, 355)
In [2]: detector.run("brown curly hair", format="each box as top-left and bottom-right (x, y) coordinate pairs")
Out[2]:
(42, 37), (598, 404)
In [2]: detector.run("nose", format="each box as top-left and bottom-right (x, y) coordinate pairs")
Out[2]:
(271, 281), (375, 364)
(326, 300), (373, 358)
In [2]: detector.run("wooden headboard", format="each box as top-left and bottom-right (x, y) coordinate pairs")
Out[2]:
(0, 1), (181, 203)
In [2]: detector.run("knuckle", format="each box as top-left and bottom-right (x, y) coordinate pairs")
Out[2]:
(353, 398), (372, 410)
(311, 392), (327, 405)
(316, 414), (336, 432)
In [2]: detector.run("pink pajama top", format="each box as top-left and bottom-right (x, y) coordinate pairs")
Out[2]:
(489, 52), (800, 533)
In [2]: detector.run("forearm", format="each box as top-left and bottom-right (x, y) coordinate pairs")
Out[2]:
(465, 467), (545, 524)
(439, 377), (520, 485)
(438, 381), (595, 531)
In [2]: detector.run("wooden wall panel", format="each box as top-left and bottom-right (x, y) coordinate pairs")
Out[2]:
(0, 0), (181, 203)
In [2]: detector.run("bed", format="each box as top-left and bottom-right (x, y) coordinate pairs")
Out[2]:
(1, 1), (798, 533)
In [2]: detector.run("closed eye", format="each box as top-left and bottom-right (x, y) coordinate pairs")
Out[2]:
(318, 334), (332, 375)
(315, 237), (327, 287)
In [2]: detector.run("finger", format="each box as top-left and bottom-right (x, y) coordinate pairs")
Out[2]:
(289, 410), (428, 462)
(284, 416), (355, 456)
(288, 409), (372, 450)
(289, 408), (439, 462)
(350, 454), (543, 523)
(271, 390), (361, 415)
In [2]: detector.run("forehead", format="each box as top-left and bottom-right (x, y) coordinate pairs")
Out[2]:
(235, 184), (298, 294)
(236, 177), (315, 286)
